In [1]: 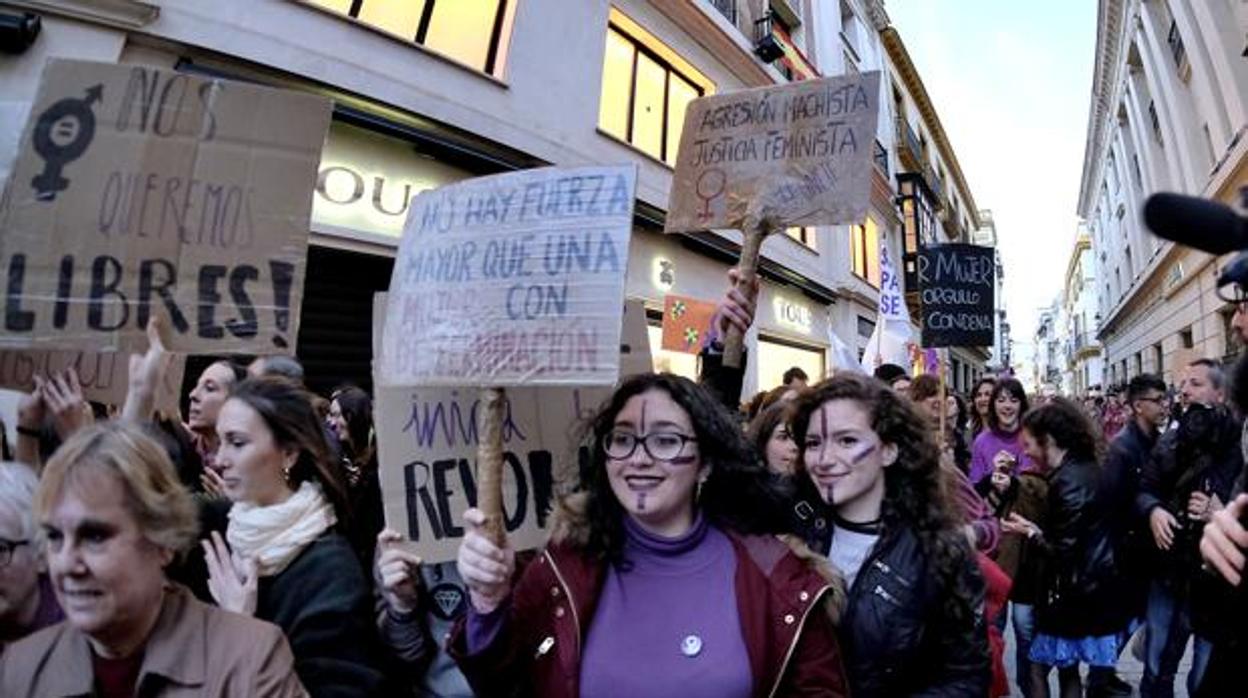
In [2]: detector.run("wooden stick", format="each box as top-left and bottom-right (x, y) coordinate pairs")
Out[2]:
(723, 221), (771, 369)
(476, 387), (507, 547)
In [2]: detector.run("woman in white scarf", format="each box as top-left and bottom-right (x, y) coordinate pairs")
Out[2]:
(201, 377), (384, 697)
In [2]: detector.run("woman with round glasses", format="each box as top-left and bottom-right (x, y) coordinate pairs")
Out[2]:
(448, 373), (849, 697)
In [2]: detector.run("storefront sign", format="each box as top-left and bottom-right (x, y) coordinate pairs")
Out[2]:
(311, 122), (471, 240)
(665, 71), (881, 232)
(0, 60), (331, 354)
(773, 296), (813, 334)
(378, 165), (638, 387)
(918, 244), (996, 347)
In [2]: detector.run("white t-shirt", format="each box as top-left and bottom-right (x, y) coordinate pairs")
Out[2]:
(828, 524), (881, 590)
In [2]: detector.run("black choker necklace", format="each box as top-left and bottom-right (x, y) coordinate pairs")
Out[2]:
(834, 514), (883, 534)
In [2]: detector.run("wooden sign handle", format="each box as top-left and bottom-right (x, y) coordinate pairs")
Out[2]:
(476, 387), (507, 547)
(723, 223), (769, 369)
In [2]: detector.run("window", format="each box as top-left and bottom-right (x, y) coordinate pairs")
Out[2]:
(857, 315), (876, 339)
(1148, 100), (1163, 145)
(1107, 149), (1119, 192)
(1133, 352), (1143, 377)
(1167, 20), (1189, 80)
(785, 226), (816, 249)
(1131, 154), (1143, 189)
(1180, 327), (1194, 349)
(850, 218), (881, 286)
(1153, 343), (1163, 374)
(1125, 246), (1134, 281)
(598, 10), (712, 166)
(306, 0), (516, 77)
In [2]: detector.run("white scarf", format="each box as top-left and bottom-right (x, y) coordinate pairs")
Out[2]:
(227, 481), (337, 577)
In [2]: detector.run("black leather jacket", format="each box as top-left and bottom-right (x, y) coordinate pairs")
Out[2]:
(1035, 456), (1131, 637)
(791, 488), (990, 697)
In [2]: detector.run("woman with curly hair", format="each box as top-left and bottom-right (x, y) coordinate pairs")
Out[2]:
(1003, 399), (1133, 698)
(448, 373), (849, 697)
(788, 372), (990, 696)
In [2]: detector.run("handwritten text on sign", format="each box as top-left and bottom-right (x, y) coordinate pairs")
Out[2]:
(665, 72), (881, 232)
(0, 60), (331, 354)
(0, 348), (185, 413)
(379, 165), (637, 387)
(917, 244), (996, 348)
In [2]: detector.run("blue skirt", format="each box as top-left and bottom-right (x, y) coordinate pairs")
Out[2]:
(1027, 620), (1139, 669)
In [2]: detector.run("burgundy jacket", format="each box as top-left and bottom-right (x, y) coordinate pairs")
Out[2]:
(449, 532), (849, 698)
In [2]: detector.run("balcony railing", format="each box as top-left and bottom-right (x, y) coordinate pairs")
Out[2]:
(895, 117), (922, 170)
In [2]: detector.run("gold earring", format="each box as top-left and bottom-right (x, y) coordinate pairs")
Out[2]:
(283, 465), (294, 487)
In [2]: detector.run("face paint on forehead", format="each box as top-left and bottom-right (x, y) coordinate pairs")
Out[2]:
(639, 398), (648, 433)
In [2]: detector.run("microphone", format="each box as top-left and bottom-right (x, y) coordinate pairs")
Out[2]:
(1143, 192), (1248, 255)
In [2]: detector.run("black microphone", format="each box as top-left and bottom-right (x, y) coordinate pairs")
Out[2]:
(1143, 192), (1248, 255)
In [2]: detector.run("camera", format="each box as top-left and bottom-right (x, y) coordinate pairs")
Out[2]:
(0, 11), (40, 54)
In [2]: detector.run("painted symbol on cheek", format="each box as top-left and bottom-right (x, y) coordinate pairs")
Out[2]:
(850, 443), (877, 465)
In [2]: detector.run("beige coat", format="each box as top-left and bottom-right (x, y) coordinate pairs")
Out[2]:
(0, 585), (307, 697)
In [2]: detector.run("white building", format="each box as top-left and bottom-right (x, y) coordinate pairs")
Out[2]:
(1062, 231), (1104, 396)
(974, 209), (1012, 374)
(1078, 0), (1248, 388)
(1034, 297), (1068, 394)
(0, 0), (998, 400)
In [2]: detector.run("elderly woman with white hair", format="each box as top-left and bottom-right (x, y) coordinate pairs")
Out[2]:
(0, 422), (306, 697)
(0, 462), (63, 650)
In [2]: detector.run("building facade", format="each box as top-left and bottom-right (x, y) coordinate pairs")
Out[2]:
(0, 0), (999, 400)
(1078, 0), (1248, 389)
(1062, 231), (1104, 396)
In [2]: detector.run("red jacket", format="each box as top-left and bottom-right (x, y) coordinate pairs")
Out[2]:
(449, 532), (849, 698)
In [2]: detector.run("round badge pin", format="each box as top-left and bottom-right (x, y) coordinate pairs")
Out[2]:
(680, 634), (703, 658)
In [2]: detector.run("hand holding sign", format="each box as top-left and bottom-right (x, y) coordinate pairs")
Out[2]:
(665, 73), (882, 368)
(457, 507), (516, 614)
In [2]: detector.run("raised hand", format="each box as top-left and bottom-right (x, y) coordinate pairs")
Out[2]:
(203, 531), (258, 615)
(375, 528), (423, 614)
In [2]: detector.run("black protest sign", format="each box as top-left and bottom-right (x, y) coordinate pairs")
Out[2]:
(0, 60), (331, 354)
(917, 244), (995, 347)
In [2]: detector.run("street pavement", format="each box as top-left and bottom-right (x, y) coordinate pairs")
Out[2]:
(1002, 621), (1194, 697)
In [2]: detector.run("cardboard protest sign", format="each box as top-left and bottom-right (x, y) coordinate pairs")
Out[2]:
(665, 71), (881, 232)
(661, 294), (716, 354)
(0, 60), (331, 354)
(378, 165), (637, 387)
(0, 348), (185, 412)
(917, 244), (996, 347)
(374, 293), (651, 563)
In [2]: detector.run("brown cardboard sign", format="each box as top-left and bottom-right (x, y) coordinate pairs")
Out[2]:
(0, 348), (185, 413)
(665, 72), (882, 232)
(0, 60), (331, 354)
(373, 293), (652, 563)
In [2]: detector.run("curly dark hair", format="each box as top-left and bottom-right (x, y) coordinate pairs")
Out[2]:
(227, 377), (352, 525)
(570, 373), (791, 563)
(986, 378), (1029, 434)
(788, 373), (978, 622)
(1021, 398), (1103, 464)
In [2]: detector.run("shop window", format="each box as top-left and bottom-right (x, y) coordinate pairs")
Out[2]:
(757, 336), (825, 392)
(305, 0), (517, 77)
(646, 318), (697, 380)
(598, 9), (713, 166)
(850, 218), (881, 286)
(785, 226), (816, 250)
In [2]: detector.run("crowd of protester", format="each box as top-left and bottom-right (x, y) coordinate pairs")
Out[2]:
(2, 272), (1248, 697)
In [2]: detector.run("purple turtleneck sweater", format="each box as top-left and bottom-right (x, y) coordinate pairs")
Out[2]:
(969, 428), (1036, 486)
(580, 514), (752, 698)
(466, 515), (753, 697)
